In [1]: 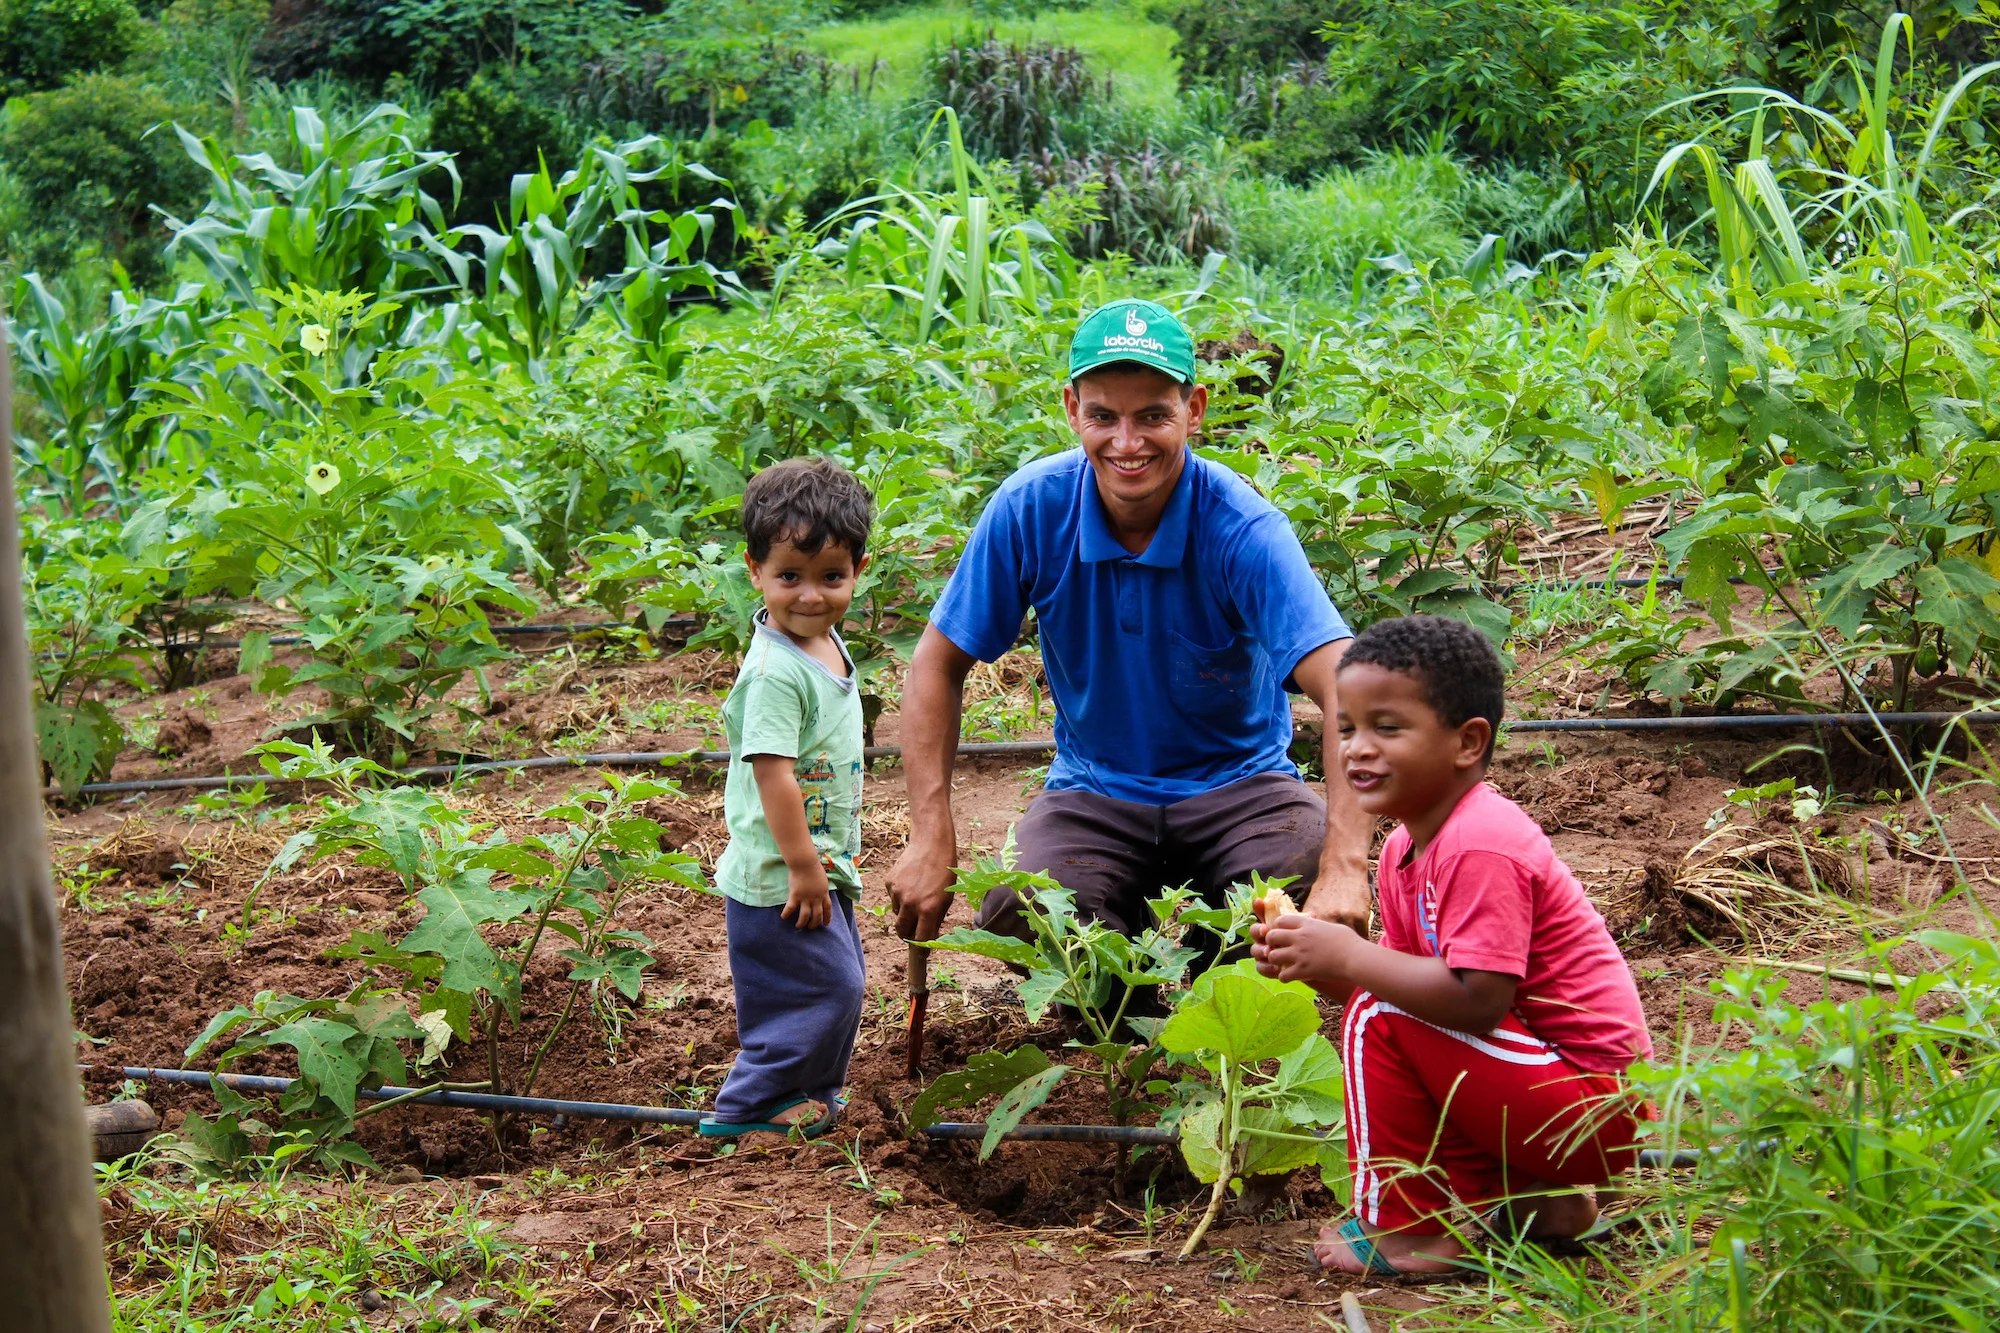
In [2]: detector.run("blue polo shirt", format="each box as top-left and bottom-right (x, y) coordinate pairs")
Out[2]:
(931, 448), (1351, 805)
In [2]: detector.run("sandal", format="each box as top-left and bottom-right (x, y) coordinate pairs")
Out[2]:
(697, 1096), (838, 1139)
(1314, 1217), (1471, 1282)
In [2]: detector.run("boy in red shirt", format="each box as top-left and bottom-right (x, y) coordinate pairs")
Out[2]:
(1251, 615), (1653, 1276)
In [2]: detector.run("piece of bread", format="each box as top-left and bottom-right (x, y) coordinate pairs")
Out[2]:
(1252, 887), (1300, 924)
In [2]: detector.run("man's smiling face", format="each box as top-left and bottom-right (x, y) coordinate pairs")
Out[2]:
(1064, 365), (1207, 522)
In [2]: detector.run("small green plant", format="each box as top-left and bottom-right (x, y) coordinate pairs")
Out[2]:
(1158, 960), (1345, 1257)
(180, 986), (430, 1172)
(57, 860), (121, 913)
(909, 849), (1272, 1185)
(1704, 776), (1825, 831)
(179, 739), (709, 1164)
(1437, 933), (2000, 1330)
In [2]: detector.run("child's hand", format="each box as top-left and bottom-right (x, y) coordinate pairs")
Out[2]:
(782, 865), (834, 930)
(1251, 913), (1365, 991)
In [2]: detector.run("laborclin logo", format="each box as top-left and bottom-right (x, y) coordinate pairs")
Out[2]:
(1101, 305), (1164, 355)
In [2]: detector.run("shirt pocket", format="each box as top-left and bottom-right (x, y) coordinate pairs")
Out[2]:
(1169, 628), (1262, 713)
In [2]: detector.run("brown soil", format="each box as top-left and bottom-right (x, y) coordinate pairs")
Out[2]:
(55, 624), (2000, 1331)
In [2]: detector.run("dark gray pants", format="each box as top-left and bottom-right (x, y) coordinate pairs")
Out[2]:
(973, 771), (1326, 942)
(712, 894), (866, 1122)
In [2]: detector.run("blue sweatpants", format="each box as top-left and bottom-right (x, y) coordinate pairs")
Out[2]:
(711, 893), (867, 1122)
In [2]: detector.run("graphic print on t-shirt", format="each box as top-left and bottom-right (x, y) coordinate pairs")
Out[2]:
(799, 753), (837, 837)
(1418, 880), (1443, 959)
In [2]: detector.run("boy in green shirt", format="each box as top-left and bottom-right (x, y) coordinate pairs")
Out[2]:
(699, 457), (873, 1139)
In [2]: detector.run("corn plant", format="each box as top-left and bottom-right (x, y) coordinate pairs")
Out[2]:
(811, 109), (1082, 344)
(161, 103), (464, 308)
(1642, 10), (2000, 298)
(6, 274), (210, 518)
(456, 138), (736, 379)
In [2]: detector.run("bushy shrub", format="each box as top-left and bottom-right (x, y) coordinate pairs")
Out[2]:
(150, 0), (270, 130)
(0, 73), (207, 285)
(1150, 0), (1329, 86)
(427, 72), (570, 226)
(1022, 144), (1230, 264)
(1234, 64), (1385, 182)
(1222, 151), (1472, 290)
(0, 0), (145, 99)
(732, 96), (911, 232)
(925, 34), (1101, 160)
(558, 0), (837, 138)
(258, 0), (629, 86)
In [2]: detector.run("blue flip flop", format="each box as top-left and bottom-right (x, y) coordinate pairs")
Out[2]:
(697, 1096), (839, 1139)
(1317, 1217), (1467, 1281)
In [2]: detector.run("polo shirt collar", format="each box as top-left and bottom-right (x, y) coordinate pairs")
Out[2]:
(1078, 449), (1195, 568)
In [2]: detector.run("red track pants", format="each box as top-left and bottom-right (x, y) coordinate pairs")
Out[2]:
(1341, 990), (1650, 1233)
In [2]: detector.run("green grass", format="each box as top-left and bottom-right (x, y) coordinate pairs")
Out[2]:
(807, 1), (1181, 108)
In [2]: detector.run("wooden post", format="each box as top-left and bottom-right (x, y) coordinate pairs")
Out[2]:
(0, 322), (113, 1328)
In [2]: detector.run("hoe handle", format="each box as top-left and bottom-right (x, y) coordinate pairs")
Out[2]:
(904, 943), (932, 1080)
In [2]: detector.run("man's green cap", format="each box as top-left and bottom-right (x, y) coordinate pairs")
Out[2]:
(1068, 298), (1196, 385)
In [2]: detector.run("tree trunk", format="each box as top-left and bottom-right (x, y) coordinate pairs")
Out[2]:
(0, 322), (114, 1331)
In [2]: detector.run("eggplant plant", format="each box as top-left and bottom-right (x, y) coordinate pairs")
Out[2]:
(175, 740), (711, 1165)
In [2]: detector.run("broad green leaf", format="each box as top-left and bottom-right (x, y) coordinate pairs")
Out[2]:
(925, 927), (1044, 971)
(908, 1046), (1052, 1130)
(1017, 969), (1073, 1023)
(1849, 377), (1919, 447)
(401, 870), (533, 998)
(1270, 1034), (1345, 1125)
(1178, 1098), (1226, 1183)
(261, 1017), (368, 1116)
(467, 845), (560, 879)
(1237, 1106), (1324, 1177)
(1160, 963), (1323, 1065)
(980, 1063), (1070, 1159)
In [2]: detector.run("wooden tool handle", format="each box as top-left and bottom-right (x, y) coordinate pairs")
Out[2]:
(907, 941), (931, 994)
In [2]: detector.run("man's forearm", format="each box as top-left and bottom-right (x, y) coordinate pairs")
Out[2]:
(900, 632), (968, 848)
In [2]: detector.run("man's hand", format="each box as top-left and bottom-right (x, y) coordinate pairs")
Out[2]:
(782, 865), (834, 930)
(889, 839), (954, 942)
(1304, 848), (1371, 933)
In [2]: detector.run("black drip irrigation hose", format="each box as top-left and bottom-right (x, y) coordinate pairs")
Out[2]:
(55, 713), (2000, 799)
(103, 1066), (1703, 1169)
(122, 618), (698, 655)
(53, 739), (1062, 797)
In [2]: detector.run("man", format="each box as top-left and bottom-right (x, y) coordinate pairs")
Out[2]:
(888, 298), (1372, 951)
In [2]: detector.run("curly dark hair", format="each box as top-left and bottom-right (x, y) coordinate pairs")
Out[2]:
(741, 457), (875, 562)
(1338, 615), (1505, 761)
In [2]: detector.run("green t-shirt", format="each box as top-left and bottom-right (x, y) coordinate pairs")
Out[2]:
(715, 613), (865, 907)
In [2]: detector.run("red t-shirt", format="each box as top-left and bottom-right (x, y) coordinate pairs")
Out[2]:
(1375, 782), (1653, 1074)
